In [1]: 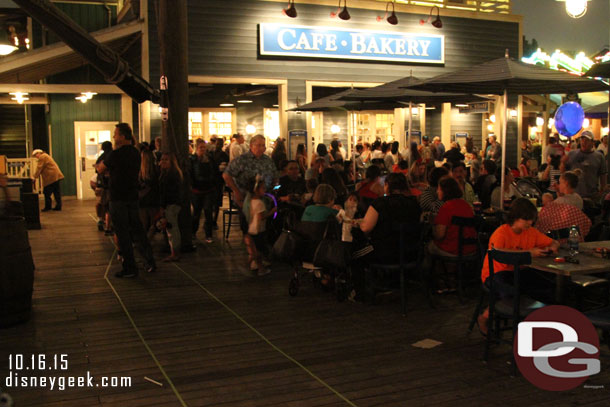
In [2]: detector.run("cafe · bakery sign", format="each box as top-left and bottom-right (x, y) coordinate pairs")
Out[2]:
(259, 23), (444, 64)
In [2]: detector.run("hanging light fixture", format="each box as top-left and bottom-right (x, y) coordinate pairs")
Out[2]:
(419, 6), (442, 28)
(376, 1), (398, 25)
(282, 0), (297, 18)
(9, 92), (29, 104)
(330, 0), (350, 21)
(0, 27), (18, 56)
(556, 0), (589, 19)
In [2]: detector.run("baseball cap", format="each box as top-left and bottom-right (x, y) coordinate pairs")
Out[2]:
(580, 130), (593, 140)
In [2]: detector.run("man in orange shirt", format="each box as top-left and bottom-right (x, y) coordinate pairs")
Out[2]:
(478, 198), (559, 335)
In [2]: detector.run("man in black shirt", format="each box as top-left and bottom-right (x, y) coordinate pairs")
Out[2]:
(277, 160), (306, 203)
(98, 123), (155, 277)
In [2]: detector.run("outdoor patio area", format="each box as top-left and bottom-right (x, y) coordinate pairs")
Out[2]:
(1, 199), (609, 407)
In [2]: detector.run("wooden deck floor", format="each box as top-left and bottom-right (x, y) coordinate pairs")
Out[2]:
(1, 199), (609, 406)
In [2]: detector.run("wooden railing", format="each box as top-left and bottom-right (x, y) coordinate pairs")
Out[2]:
(393, 0), (511, 14)
(5, 158), (42, 193)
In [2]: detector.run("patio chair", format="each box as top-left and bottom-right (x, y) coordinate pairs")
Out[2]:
(428, 215), (482, 303)
(480, 249), (545, 376)
(367, 223), (427, 315)
(222, 188), (241, 240)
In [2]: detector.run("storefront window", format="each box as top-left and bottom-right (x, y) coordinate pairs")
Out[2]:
(209, 111), (233, 137)
(189, 112), (203, 139)
(264, 108), (279, 140)
(375, 113), (394, 140)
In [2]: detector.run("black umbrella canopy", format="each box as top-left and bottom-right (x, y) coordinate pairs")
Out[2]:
(585, 101), (608, 118)
(585, 60), (610, 79)
(339, 76), (490, 104)
(287, 89), (411, 112)
(407, 56), (610, 95)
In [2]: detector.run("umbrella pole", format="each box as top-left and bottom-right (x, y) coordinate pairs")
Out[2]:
(500, 89), (507, 209)
(408, 102), (413, 151)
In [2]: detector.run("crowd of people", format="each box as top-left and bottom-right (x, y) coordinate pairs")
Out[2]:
(77, 125), (610, 318)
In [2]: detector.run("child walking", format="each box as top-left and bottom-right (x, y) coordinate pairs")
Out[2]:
(243, 175), (275, 276)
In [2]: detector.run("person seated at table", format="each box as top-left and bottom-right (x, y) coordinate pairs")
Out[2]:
(541, 154), (562, 192)
(426, 176), (477, 290)
(419, 166), (449, 215)
(554, 171), (583, 210)
(477, 198), (559, 335)
(452, 162), (475, 207)
(331, 158), (349, 186)
(443, 141), (465, 167)
(302, 178), (318, 207)
(301, 184), (339, 222)
(490, 167), (522, 210)
(392, 159), (409, 175)
(473, 159), (497, 210)
(357, 165), (384, 204)
(305, 157), (327, 181)
(541, 192), (554, 207)
(409, 160), (428, 191)
(277, 160), (306, 203)
(320, 168), (348, 206)
(519, 156), (531, 178)
(536, 202), (592, 242)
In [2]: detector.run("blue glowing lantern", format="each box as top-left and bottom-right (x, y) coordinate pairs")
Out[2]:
(554, 102), (585, 138)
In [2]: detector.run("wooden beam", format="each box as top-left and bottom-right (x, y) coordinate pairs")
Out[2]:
(0, 20), (144, 75)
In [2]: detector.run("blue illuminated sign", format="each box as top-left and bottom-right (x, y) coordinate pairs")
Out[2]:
(259, 23), (444, 64)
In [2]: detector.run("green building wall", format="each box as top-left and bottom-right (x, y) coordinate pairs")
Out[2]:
(48, 94), (121, 196)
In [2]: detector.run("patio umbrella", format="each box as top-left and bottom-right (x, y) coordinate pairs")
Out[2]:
(339, 76), (491, 155)
(585, 102), (608, 119)
(585, 60), (610, 79)
(408, 52), (610, 205)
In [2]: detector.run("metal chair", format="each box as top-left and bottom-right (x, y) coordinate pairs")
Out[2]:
(367, 223), (427, 315)
(222, 189), (241, 240)
(482, 249), (545, 375)
(429, 216), (482, 303)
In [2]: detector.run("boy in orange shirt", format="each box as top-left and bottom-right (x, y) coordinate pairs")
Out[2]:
(478, 198), (559, 335)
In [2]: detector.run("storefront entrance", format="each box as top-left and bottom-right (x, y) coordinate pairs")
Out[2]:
(73, 121), (115, 200)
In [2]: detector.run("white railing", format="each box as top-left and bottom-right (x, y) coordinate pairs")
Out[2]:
(393, 0), (511, 14)
(6, 158), (42, 193)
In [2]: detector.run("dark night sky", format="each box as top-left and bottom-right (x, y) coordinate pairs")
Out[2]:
(512, 0), (610, 56)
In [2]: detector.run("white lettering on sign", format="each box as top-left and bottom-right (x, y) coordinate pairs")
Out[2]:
(350, 33), (366, 54)
(278, 29), (296, 50)
(325, 34), (338, 51)
(295, 32), (312, 50)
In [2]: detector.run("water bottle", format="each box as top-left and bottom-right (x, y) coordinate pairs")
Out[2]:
(568, 225), (580, 257)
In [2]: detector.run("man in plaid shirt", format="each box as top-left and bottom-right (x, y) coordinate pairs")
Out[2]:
(536, 202), (591, 242)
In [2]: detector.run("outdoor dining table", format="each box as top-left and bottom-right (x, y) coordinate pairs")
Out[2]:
(529, 241), (610, 303)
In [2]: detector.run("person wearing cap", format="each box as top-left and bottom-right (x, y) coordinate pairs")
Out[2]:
(32, 149), (64, 211)
(563, 130), (607, 199)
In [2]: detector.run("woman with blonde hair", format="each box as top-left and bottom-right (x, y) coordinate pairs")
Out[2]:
(159, 152), (183, 261)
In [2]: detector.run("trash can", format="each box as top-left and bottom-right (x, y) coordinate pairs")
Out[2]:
(0, 216), (35, 328)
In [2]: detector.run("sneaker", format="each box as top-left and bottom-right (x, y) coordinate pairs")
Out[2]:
(104, 229), (114, 236)
(205, 237), (213, 244)
(52, 207), (62, 211)
(41, 208), (52, 212)
(114, 269), (137, 278)
(257, 268), (271, 276)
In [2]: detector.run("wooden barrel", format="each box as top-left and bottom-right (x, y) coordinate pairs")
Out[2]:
(0, 216), (35, 328)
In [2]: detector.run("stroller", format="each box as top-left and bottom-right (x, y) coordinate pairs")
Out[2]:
(273, 215), (351, 301)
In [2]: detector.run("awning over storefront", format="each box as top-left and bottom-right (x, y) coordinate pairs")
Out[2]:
(0, 19), (143, 83)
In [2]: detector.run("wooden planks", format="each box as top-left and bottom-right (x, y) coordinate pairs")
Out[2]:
(0, 199), (608, 406)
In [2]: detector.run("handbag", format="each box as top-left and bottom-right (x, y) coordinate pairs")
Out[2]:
(313, 219), (350, 269)
(271, 211), (303, 262)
